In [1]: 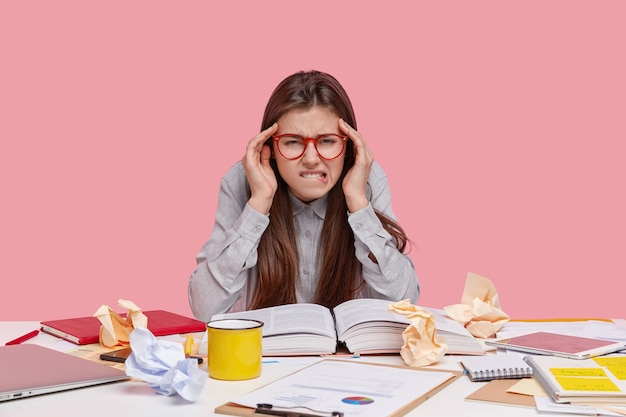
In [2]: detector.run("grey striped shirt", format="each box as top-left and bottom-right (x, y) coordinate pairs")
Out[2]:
(188, 161), (419, 322)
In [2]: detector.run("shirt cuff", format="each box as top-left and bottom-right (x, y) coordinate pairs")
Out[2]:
(235, 203), (270, 241)
(347, 203), (386, 239)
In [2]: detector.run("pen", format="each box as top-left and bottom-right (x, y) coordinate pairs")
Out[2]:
(5, 330), (39, 346)
(255, 403), (343, 417)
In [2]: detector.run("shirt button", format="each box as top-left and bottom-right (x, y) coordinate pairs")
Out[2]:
(254, 225), (262, 232)
(355, 223), (363, 230)
(304, 231), (311, 238)
(302, 269), (309, 275)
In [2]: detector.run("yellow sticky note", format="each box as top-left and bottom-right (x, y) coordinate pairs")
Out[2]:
(594, 357), (626, 368)
(550, 368), (607, 377)
(184, 335), (194, 356)
(607, 366), (626, 380)
(555, 377), (620, 392)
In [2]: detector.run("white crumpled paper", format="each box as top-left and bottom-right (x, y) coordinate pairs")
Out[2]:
(125, 327), (207, 402)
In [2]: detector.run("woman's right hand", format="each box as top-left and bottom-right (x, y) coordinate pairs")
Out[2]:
(241, 123), (279, 214)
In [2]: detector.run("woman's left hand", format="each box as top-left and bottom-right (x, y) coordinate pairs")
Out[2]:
(339, 118), (373, 212)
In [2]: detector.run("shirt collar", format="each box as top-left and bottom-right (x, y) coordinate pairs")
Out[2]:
(289, 191), (328, 219)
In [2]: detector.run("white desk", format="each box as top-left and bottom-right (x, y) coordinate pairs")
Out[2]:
(1, 321), (544, 417)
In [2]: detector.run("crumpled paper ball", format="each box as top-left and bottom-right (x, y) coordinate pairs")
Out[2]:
(125, 327), (207, 402)
(94, 298), (148, 347)
(389, 299), (448, 367)
(443, 272), (510, 338)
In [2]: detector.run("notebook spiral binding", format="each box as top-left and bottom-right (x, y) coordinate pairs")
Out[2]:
(470, 366), (533, 382)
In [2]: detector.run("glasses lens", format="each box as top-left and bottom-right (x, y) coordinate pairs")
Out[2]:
(316, 134), (344, 159)
(277, 135), (344, 159)
(277, 135), (305, 159)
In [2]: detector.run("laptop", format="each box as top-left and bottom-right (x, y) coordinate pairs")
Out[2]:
(0, 344), (129, 402)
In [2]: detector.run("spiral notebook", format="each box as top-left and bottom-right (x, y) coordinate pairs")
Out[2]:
(461, 354), (533, 382)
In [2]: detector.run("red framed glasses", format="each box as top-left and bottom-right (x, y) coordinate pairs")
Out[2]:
(273, 133), (348, 160)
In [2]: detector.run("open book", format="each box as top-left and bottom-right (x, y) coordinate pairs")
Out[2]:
(210, 298), (484, 356)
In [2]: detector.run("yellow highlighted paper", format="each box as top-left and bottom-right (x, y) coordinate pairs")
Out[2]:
(594, 357), (626, 381)
(551, 368), (607, 377)
(595, 357), (626, 367)
(555, 376), (620, 392)
(608, 367), (626, 380)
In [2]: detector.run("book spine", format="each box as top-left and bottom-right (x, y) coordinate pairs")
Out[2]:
(523, 356), (561, 402)
(40, 326), (82, 344)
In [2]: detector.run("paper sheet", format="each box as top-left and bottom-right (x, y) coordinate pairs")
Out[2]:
(508, 377), (548, 397)
(534, 396), (624, 416)
(228, 360), (455, 417)
(496, 320), (626, 343)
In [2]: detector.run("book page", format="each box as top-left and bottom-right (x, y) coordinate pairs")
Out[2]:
(212, 303), (336, 338)
(423, 307), (475, 337)
(333, 299), (408, 339)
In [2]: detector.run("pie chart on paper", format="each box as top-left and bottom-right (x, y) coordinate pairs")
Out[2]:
(341, 396), (375, 405)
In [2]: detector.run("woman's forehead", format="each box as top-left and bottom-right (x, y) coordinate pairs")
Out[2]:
(277, 105), (339, 135)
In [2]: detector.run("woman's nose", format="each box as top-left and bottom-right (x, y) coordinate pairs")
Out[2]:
(301, 141), (320, 162)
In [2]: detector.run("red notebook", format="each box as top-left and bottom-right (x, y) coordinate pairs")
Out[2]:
(40, 310), (206, 345)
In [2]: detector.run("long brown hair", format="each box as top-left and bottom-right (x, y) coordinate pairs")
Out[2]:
(250, 70), (409, 310)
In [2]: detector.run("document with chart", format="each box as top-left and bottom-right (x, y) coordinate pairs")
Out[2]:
(215, 359), (459, 417)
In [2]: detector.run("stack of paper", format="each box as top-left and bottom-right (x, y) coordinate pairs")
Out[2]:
(525, 354), (626, 405)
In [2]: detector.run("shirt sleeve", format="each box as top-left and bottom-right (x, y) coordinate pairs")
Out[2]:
(348, 162), (420, 303)
(188, 162), (269, 322)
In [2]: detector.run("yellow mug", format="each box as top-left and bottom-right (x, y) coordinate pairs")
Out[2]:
(206, 318), (263, 380)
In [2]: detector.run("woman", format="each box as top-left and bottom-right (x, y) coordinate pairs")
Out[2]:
(188, 70), (419, 322)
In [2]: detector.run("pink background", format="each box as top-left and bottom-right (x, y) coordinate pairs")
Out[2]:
(1, 2), (624, 321)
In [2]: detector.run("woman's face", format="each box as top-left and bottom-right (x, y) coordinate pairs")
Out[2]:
(274, 105), (346, 202)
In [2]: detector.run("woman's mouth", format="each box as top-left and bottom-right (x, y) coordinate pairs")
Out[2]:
(300, 171), (328, 182)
